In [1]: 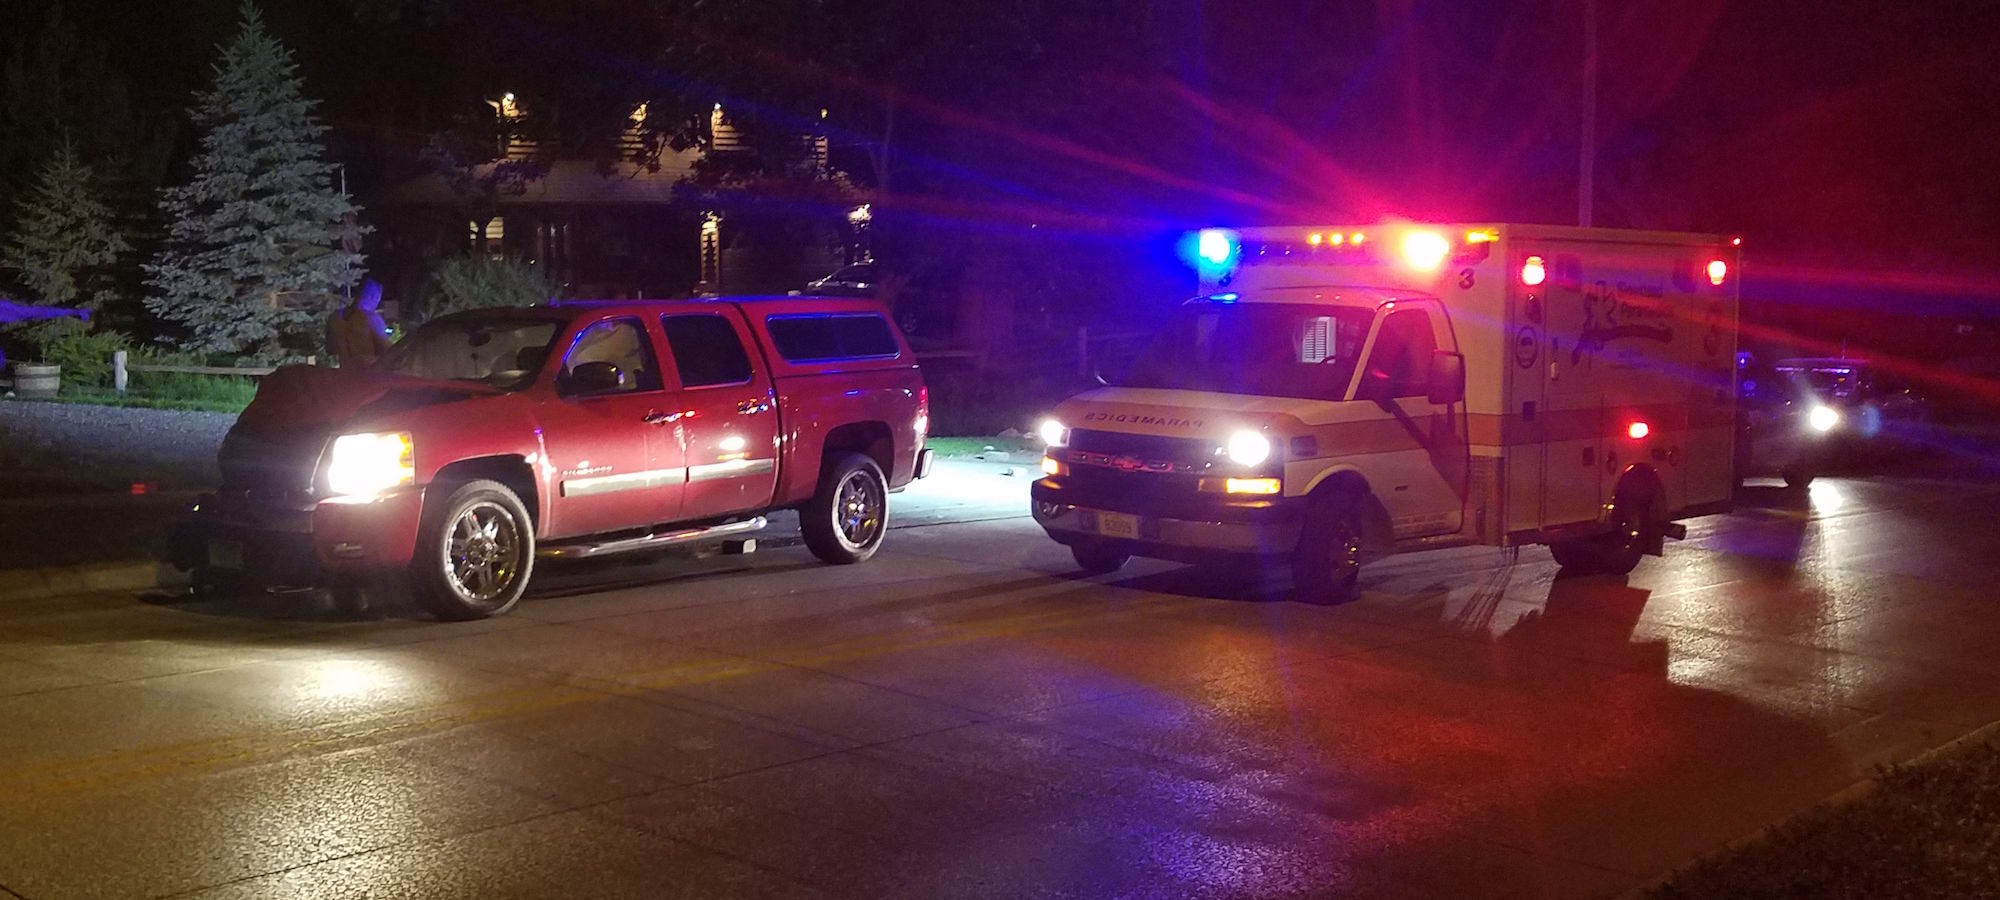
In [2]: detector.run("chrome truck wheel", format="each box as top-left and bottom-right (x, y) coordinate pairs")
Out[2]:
(803, 453), (889, 564)
(415, 479), (535, 619)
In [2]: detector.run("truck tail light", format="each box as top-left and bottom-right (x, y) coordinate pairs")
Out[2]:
(1707, 259), (1728, 286)
(1626, 421), (1651, 440)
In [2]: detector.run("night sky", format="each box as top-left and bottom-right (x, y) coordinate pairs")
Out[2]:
(5, 0), (1998, 345)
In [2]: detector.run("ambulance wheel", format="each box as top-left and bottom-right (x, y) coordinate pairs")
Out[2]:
(803, 453), (889, 565)
(1782, 466), (1815, 489)
(1295, 491), (1365, 605)
(1070, 541), (1129, 575)
(414, 479), (535, 620)
(1550, 491), (1653, 577)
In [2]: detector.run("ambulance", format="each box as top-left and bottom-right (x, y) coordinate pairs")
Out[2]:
(1031, 223), (1741, 602)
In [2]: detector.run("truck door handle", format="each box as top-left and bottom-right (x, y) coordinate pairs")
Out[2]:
(643, 410), (681, 425)
(737, 399), (770, 415)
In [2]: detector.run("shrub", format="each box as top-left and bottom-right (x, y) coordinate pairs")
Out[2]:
(39, 326), (130, 388)
(426, 256), (559, 319)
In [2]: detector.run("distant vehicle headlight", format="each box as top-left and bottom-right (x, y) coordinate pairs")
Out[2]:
(1038, 418), (1069, 447)
(1226, 430), (1272, 466)
(326, 431), (415, 497)
(1807, 405), (1841, 433)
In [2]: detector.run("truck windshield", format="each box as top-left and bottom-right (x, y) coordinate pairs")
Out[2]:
(1118, 303), (1375, 400)
(374, 318), (564, 391)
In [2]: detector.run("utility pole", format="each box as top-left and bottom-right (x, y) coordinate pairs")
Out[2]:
(1578, 0), (1597, 227)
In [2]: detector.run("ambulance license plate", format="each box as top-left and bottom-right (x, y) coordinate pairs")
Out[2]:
(207, 539), (244, 570)
(1090, 511), (1141, 540)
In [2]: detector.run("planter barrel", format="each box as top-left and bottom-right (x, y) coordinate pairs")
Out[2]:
(12, 363), (60, 399)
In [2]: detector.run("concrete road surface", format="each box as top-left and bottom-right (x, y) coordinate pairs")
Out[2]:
(2, 462), (2000, 899)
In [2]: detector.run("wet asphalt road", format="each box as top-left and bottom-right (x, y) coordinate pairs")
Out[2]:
(3, 459), (2000, 899)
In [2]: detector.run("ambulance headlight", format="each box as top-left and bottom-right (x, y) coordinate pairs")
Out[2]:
(326, 431), (416, 497)
(1226, 430), (1272, 466)
(1808, 405), (1840, 433)
(1038, 418), (1070, 447)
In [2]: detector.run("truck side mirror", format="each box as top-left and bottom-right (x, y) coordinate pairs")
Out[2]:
(561, 361), (626, 395)
(1427, 351), (1465, 405)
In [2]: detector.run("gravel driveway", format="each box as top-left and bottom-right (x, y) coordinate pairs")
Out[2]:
(0, 401), (237, 569)
(0, 400), (234, 498)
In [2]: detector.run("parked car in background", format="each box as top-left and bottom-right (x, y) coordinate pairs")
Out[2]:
(170, 296), (932, 619)
(805, 262), (877, 297)
(1736, 364), (1841, 488)
(1772, 357), (1931, 446)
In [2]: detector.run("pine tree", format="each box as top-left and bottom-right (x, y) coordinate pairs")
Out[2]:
(144, 0), (363, 361)
(0, 141), (130, 344)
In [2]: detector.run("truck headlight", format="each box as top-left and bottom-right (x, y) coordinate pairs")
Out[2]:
(326, 432), (415, 497)
(1038, 418), (1069, 447)
(1807, 405), (1840, 433)
(1226, 430), (1272, 466)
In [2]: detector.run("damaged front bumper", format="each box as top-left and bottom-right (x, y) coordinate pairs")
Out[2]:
(166, 485), (427, 588)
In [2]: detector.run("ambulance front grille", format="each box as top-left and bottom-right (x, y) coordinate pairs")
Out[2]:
(1069, 430), (1218, 468)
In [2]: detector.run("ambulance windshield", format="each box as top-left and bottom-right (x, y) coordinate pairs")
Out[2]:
(1119, 302), (1374, 400)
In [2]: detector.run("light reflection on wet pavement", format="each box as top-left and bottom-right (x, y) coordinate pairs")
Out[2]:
(2, 463), (1999, 898)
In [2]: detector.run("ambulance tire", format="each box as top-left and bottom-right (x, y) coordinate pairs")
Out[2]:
(1295, 491), (1365, 605)
(1782, 466), (1815, 489)
(1550, 491), (1653, 577)
(1070, 541), (1130, 574)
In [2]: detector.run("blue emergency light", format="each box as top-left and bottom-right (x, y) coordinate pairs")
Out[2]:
(1197, 229), (1237, 265)
(1181, 228), (1242, 278)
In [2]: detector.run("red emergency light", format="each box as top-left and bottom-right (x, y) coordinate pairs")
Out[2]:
(1706, 259), (1728, 286)
(1626, 421), (1651, 440)
(1521, 256), (1547, 287)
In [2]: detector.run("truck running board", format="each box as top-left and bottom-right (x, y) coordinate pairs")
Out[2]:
(538, 517), (768, 560)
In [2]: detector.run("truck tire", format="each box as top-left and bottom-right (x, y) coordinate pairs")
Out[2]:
(1294, 489), (1366, 605)
(1782, 465), (1815, 489)
(413, 479), (535, 620)
(802, 453), (889, 565)
(1549, 490), (1653, 577)
(1070, 541), (1130, 574)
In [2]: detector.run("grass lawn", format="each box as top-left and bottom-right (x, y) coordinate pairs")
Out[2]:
(925, 434), (1043, 459)
(40, 382), (256, 414)
(1655, 739), (2000, 899)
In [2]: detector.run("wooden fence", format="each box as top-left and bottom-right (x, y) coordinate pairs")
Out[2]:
(110, 351), (286, 394)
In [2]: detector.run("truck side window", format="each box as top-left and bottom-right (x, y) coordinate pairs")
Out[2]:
(766, 313), (900, 362)
(559, 318), (662, 396)
(661, 314), (754, 387)
(1368, 310), (1437, 398)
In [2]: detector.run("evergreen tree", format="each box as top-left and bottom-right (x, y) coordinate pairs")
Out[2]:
(0, 142), (130, 345)
(144, 1), (363, 361)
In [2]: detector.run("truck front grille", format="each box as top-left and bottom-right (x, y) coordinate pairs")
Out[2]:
(217, 427), (327, 504)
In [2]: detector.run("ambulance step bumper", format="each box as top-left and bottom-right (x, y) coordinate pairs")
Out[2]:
(1031, 501), (1304, 560)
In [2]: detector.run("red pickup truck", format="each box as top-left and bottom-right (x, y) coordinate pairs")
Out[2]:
(169, 296), (933, 619)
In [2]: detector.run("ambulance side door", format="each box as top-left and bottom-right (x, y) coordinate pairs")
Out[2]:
(1353, 301), (1465, 538)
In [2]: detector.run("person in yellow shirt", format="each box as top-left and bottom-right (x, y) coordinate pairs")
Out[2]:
(326, 280), (393, 367)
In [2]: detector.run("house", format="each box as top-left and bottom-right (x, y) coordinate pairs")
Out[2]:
(371, 98), (870, 312)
